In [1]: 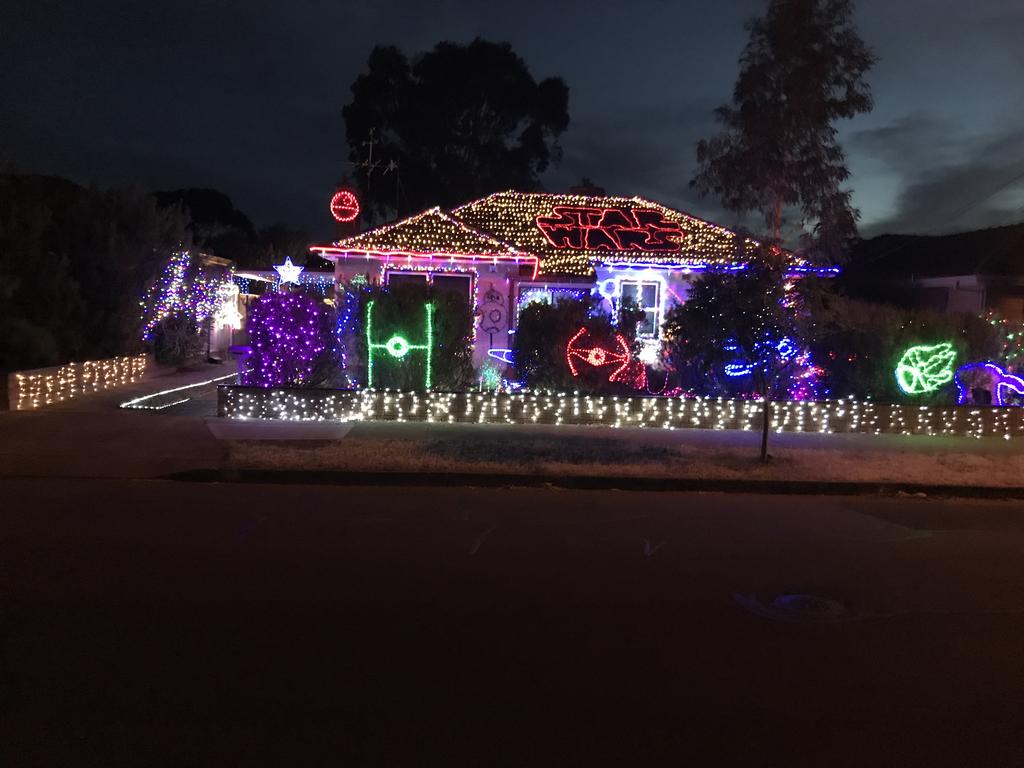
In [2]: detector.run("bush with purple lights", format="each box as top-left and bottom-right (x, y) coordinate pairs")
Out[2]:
(240, 292), (327, 387)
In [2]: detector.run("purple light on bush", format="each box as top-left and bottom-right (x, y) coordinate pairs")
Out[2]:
(240, 292), (325, 387)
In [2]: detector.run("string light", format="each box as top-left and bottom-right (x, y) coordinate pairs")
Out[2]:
(312, 192), (835, 280)
(140, 251), (227, 341)
(451, 191), (826, 277)
(565, 328), (648, 390)
(955, 362), (1024, 406)
(986, 312), (1024, 370)
(330, 189), (360, 223)
(488, 349), (516, 364)
(536, 205), (685, 252)
(335, 287), (361, 385)
(311, 207), (540, 279)
(895, 342), (957, 395)
(120, 372), (237, 410)
(516, 285), (590, 322)
(240, 292), (325, 387)
(723, 335), (798, 377)
(273, 256), (304, 286)
(14, 355), (147, 410)
(213, 282), (242, 330)
(218, 388), (1024, 440)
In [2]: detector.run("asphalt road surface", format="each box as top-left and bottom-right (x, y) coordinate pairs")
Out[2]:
(3, 478), (1024, 766)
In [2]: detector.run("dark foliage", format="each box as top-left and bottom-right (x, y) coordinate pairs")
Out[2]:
(663, 250), (800, 400)
(253, 224), (324, 271)
(153, 188), (255, 264)
(151, 312), (206, 367)
(809, 295), (1002, 402)
(343, 38), (570, 221)
(357, 281), (474, 391)
(0, 173), (191, 372)
(513, 298), (636, 394)
(664, 249), (804, 461)
(152, 188), (319, 270)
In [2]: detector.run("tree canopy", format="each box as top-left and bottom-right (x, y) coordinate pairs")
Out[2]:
(692, 0), (875, 260)
(153, 189), (315, 269)
(0, 174), (191, 371)
(663, 249), (802, 461)
(343, 38), (570, 222)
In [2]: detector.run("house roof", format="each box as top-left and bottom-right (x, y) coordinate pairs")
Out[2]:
(451, 191), (762, 276)
(312, 207), (516, 258)
(313, 190), (815, 278)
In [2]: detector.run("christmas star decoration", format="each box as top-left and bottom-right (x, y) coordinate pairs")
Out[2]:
(274, 256), (304, 285)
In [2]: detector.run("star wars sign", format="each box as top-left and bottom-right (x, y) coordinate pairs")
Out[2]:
(536, 206), (685, 252)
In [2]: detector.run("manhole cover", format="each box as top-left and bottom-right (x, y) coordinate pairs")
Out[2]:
(734, 592), (850, 623)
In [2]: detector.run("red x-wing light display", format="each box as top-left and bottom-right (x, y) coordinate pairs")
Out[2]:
(536, 206), (685, 252)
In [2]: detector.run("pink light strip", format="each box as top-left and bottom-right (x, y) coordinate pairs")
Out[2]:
(311, 248), (540, 280)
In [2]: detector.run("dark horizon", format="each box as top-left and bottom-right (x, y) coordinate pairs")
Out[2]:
(3, 0), (1023, 241)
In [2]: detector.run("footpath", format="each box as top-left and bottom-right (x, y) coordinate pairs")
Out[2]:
(0, 364), (228, 479)
(2, 366), (1023, 498)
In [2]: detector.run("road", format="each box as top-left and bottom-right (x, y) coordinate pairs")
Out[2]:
(3, 478), (1024, 766)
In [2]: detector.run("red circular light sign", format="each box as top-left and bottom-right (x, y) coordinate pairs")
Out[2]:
(330, 190), (360, 222)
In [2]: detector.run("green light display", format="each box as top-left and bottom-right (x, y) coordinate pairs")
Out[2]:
(366, 300), (434, 389)
(895, 342), (956, 395)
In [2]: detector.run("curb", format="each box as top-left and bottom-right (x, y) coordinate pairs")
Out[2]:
(162, 468), (1024, 499)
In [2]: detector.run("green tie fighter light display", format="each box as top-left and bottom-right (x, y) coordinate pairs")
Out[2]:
(366, 300), (434, 389)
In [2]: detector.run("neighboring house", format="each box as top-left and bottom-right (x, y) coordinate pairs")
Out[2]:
(310, 190), (837, 367)
(227, 268), (334, 348)
(846, 223), (1024, 321)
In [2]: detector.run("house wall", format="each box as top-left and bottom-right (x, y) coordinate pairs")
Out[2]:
(332, 256), (523, 371)
(330, 256), (712, 380)
(915, 275), (986, 315)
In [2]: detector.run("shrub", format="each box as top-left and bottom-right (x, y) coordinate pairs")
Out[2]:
(811, 296), (1002, 402)
(151, 312), (206, 367)
(513, 298), (642, 394)
(357, 281), (473, 391)
(241, 292), (329, 387)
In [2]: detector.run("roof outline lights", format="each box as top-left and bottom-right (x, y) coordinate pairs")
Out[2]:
(310, 206), (539, 279)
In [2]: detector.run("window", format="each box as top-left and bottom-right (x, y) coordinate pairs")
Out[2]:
(619, 280), (660, 337)
(431, 274), (473, 303)
(385, 271), (473, 306)
(514, 283), (590, 325)
(386, 272), (428, 289)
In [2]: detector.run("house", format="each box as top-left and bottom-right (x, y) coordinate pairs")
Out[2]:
(310, 190), (837, 366)
(845, 223), (1024, 321)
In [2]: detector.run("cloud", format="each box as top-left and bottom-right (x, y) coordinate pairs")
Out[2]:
(850, 114), (1024, 236)
(541, 99), (767, 230)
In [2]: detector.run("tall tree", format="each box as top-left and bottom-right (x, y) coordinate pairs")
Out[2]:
(692, 0), (875, 260)
(679, 0), (874, 461)
(343, 39), (570, 222)
(153, 188), (255, 264)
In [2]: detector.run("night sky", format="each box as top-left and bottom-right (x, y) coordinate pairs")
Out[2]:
(3, 0), (1023, 241)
